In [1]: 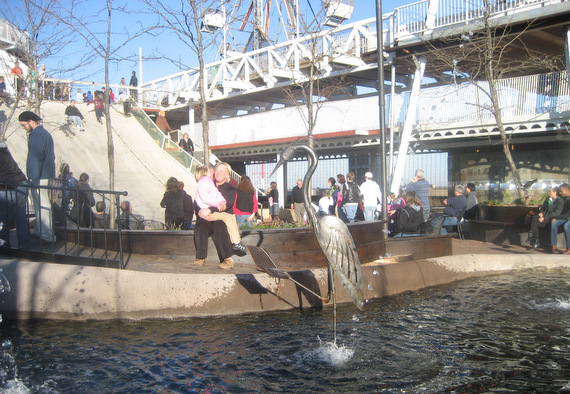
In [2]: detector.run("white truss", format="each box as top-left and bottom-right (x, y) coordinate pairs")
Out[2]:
(139, 0), (565, 109)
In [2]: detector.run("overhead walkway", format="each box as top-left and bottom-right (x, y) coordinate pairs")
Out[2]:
(4, 101), (197, 222)
(139, 0), (568, 120)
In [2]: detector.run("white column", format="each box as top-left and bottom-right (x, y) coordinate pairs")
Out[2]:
(390, 55), (426, 194)
(564, 25), (570, 73)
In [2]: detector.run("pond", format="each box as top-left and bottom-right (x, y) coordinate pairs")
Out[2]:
(0, 268), (568, 392)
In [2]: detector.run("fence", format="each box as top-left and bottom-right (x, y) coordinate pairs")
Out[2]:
(0, 182), (136, 269)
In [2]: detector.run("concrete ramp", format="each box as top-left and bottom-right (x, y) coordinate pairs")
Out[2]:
(2, 101), (196, 222)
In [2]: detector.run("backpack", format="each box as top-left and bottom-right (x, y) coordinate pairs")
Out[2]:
(395, 206), (425, 233)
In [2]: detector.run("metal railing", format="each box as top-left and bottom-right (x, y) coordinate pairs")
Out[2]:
(0, 182), (133, 269)
(391, 0), (562, 38)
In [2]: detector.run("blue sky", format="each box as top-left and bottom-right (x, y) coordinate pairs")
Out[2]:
(13, 0), (400, 85)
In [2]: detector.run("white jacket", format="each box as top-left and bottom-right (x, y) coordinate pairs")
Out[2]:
(360, 179), (382, 207)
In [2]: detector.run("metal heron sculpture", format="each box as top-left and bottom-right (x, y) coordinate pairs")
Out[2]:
(262, 143), (364, 339)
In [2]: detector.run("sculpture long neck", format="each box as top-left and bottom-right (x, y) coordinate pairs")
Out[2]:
(301, 146), (318, 226)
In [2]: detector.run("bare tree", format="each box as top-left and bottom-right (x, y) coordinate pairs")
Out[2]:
(46, 0), (150, 223)
(425, 0), (564, 204)
(0, 0), (71, 139)
(143, 0), (230, 165)
(275, 6), (351, 151)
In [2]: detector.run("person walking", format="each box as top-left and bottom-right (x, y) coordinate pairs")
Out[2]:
(179, 133), (195, 168)
(341, 172), (362, 223)
(360, 171), (382, 221)
(19, 111), (56, 242)
(291, 179), (305, 224)
(129, 71), (138, 100)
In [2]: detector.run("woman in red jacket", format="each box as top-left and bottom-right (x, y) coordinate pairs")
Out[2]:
(234, 176), (258, 228)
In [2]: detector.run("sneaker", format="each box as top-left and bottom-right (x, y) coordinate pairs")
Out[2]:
(218, 258), (234, 270)
(193, 258), (205, 266)
(232, 241), (246, 253)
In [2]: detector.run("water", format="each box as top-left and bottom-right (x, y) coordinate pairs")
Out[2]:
(0, 269), (569, 393)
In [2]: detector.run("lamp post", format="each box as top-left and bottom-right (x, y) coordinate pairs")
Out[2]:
(376, 0), (387, 221)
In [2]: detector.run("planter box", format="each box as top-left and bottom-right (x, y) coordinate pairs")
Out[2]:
(470, 204), (538, 245)
(476, 204), (537, 225)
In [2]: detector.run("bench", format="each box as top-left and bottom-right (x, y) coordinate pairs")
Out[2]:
(469, 219), (525, 245)
(469, 219), (567, 249)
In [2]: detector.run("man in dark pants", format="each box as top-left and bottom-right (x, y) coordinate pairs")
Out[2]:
(193, 217), (233, 265)
(0, 141), (30, 249)
(291, 179), (305, 224)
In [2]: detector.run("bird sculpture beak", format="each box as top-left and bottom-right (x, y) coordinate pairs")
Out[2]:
(269, 157), (286, 178)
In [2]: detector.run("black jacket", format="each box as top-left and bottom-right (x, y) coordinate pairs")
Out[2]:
(65, 105), (84, 119)
(394, 205), (425, 233)
(342, 181), (361, 205)
(161, 191), (185, 228)
(0, 146), (27, 185)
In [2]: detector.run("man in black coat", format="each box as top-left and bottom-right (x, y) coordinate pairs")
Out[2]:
(0, 142), (30, 249)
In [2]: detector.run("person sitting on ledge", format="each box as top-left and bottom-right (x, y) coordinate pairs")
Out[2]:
(93, 201), (110, 229)
(118, 200), (145, 230)
(464, 182), (478, 220)
(549, 183), (570, 254)
(429, 185), (467, 235)
(527, 186), (562, 250)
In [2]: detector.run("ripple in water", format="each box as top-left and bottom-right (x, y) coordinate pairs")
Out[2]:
(299, 338), (354, 368)
(0, 269), (568, 392)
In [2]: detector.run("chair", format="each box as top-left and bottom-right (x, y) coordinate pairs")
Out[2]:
(455, 207), (467, 241)
(395, 218), (426, 237)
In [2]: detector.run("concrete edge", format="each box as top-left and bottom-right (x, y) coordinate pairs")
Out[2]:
(0, 254), (568, 321)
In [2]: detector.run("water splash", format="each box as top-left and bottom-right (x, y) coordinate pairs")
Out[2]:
(528, 298), (570, 311)
(0, 270), (11, 294)
(304, 338), (354, 367)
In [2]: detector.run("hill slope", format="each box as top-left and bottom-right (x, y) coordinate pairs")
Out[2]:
(3, 101), (196, 222)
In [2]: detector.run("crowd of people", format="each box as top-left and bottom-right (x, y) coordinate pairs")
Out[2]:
(0, 63), (140, 124)
(2, 107), (569, 267)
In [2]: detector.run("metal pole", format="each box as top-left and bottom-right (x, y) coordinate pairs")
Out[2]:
(376, 0), (388, 222)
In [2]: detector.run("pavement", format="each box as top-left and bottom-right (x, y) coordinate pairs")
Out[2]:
(4, 101), (196, 222)
(114, 237), (568, 274)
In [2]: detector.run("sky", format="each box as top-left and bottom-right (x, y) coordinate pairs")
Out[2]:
(9, 0), (400, 86)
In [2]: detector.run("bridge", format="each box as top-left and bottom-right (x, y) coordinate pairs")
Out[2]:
(134, 0), (569, 194)
(2, 0), (568, 198)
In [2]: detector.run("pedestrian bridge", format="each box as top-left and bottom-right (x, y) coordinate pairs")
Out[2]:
(139, 0), (569, 113)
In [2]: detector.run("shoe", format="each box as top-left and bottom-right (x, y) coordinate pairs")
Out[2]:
(218, 258), (234, 270)
(550, 245), (558, 253)
(232, 241), (246, 253)
(193, 258), (205, 266)
(563, 249), (570, 255)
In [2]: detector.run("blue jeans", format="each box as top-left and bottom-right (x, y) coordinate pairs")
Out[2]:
(0, 186), (30, 249)
(363, 206), (377, 221)
(343, 203), (358, 223)
(236, 214), (253, 228)
(430, 215), (458, 234)
(550, 219), (569, 249)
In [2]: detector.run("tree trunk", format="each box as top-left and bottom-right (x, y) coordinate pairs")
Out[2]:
(105, 1), (116, 225)
(484, 9), (527, 204)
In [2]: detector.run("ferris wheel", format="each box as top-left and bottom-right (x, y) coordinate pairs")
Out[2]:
(201, 0), (355, 55)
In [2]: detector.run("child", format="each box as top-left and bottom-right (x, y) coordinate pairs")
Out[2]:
(318, 189), (332, 216)
(266, 181), (280, 221)
(194, 166), (246, 253)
